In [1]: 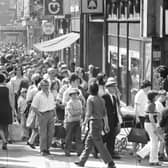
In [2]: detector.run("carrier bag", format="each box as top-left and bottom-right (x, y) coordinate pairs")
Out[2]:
(127, 127), (149, 144)
(8, 119), (22, 141)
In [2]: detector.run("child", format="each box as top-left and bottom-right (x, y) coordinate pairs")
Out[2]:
(64, 88), (83, 156)
(17, 88), (29, 141)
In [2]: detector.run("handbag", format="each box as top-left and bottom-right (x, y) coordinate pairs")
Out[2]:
(127, 127), (149, 144)
(8, 120), (22, 141)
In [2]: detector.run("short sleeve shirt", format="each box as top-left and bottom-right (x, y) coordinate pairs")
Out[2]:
(31, 91), (56, 112)
(134, 89), (148, 117)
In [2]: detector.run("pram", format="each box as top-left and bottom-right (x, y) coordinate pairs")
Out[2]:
(115, 114), (135, 152)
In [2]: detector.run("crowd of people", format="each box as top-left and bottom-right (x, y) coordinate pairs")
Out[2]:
(1, 42), (168, 167)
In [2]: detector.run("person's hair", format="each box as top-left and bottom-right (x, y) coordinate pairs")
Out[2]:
(69, 73), (79, 83)
(147, 90), (158, 102)
(0, 73), (6, 83)
(39, 79), (49, 87)
(140, 80), (151, 89)
(89, 81), (98, 95)
(50, 80), (60, 92)
(96, 72), (106, 85)
(14, 66), (23, 76)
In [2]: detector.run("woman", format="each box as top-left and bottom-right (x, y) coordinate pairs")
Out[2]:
(136, 90), (161, 166)
(74, 81), (116, 168)
(0, 73), (14, 150)
(26, 73), (41, 149)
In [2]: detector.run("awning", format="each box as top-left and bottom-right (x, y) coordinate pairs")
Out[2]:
(33, 32), (80, 52)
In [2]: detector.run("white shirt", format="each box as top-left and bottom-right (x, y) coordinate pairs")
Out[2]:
(134, 89), (148, 117)
(26, 85), (38, 102)
(155, 99), (165, 114)
(31, 90), (56, 113)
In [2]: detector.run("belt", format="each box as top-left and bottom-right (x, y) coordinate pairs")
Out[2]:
(40, 110), (53, 114)
(145, 115), (157, 123)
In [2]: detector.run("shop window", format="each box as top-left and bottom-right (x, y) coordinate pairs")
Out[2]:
(165, 0), (168, 35)
(128, 0), (134, 17)
(120, 1), (126, 18)
(135, 0), (140, 13)
(111, 2), (118, 18)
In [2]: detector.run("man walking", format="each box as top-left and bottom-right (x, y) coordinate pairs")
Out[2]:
(31, 79), (56, 156)
(102, 78), (122, 159)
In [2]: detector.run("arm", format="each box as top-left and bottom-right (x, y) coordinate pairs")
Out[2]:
(83, 98), (92, 125)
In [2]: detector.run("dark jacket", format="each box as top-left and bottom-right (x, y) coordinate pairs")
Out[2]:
(102, 93), (119, 129)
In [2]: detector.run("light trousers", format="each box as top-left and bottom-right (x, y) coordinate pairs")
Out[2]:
(137, 122), (159, 163)
(38, 111), (55, 152)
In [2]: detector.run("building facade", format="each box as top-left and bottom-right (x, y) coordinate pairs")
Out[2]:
(66, 0), (168, 105)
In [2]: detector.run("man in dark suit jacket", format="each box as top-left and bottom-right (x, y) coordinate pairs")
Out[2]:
(102, 78), (121, 159)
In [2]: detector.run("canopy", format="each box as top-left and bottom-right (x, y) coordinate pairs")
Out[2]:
(33, 32), (80, 52)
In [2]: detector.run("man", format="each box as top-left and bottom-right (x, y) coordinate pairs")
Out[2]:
(31, 79), (56, 156)
(102, 78), (122, 159)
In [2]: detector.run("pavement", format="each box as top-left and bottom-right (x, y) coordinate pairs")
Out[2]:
(0, 140), (168, 168)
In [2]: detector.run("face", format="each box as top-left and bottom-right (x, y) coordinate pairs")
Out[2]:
(107, 85), (117, 94)
(41, 82), (49, 91)
(70, 93), (79, 99)
(16, 68), (22, 76)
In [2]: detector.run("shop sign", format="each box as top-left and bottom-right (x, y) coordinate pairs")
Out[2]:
(44, 0), (63, 16)
(42, 22), (55, 35)
(81, 0), (103, 14)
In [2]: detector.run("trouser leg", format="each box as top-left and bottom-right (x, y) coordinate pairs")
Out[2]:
(47, 111), (55, 150)
(74, 122), (83, 154)
(79, 135), (94, 164)
(28, 129), (38, 144)
(38, 113), (48, 152)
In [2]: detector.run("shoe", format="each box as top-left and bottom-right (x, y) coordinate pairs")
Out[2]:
(159, 154), (168, 161)
(149, 162), (162, 166)
(27, 142), (36, 149)
(40, 151), (48, 156)
(65, 152), (71, 157)
(107, 161), (116, 168)
(2, 143), (7, 150)
(22, 137), (28, 141)
(74, 161), (85, 167)
(8, 140), (13, 144)
(111, 154), (121, 159)
(136, 154), (142, 163)
(45, 150), (51, 155)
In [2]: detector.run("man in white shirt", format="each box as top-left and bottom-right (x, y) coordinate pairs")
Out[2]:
(31, 79), (56, 156)
(134, 80), (151, 128)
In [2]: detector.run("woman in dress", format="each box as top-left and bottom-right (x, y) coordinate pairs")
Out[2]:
(0, 73), (14, 150)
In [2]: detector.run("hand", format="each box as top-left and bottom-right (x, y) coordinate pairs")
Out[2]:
(104, 123), (110, 133)
(81, 123), (87, 133)
(36, 112), (42, 117)
(136, 117), (140, 123)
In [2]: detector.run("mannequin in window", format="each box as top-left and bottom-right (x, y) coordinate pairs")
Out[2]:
(135, 0), (140, 14)
(128, 0), (133, 17)
(120, 1), (125, 18)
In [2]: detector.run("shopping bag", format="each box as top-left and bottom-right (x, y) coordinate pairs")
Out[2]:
(26, 110), (36, 128)
(8, 120), (22, 141)
(127, 128), (149, 144)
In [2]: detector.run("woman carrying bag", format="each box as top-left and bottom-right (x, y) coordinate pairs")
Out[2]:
(136, 90), (163, 166)
(0, 73), (14, 150)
